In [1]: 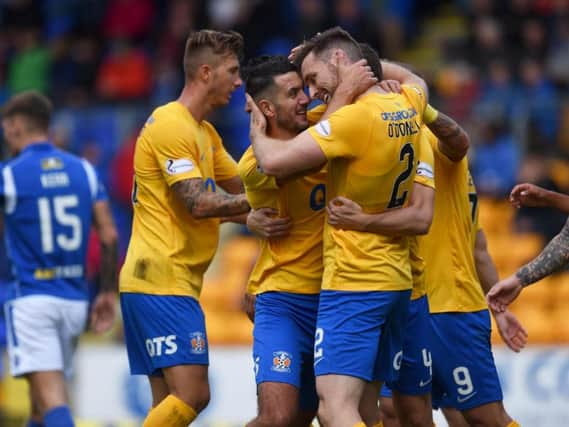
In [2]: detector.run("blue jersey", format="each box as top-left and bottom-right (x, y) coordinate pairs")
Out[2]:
(0, 143), (107, 300)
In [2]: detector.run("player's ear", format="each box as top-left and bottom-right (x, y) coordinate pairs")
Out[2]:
(258, 99), (275, 118)
(198, 64), (212, 83)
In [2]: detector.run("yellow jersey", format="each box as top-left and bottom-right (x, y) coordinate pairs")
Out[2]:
(419, 131), (486, 312)
(120, 101), (239, 299)
(410, 127), (436, 300)
(308, 85), (427, 292)
(238, 147), (326, 294)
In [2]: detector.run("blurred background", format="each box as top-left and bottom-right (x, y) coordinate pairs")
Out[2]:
(0, 0), (568, 426)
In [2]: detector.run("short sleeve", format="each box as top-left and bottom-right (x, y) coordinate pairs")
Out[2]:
(81, 159), (108, 202)
(307, 104), (369, 161)
(237, 148), (278, 192)
(148, 117), (203, 187)
(414, 130), (435, 190)
(207, 124), (239, 181)
(402, 84), (427, 120)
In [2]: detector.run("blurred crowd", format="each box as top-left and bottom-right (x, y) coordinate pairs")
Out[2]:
(0, 0), (569, 247)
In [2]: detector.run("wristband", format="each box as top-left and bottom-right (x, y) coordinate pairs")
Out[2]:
(423, 104), (439, 124)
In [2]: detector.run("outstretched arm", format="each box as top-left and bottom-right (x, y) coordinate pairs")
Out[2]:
(327, 182), (434, 236)
(172, 178), (250, 219)
(510, 183), (569, 213)
(488, 217), (569, 311)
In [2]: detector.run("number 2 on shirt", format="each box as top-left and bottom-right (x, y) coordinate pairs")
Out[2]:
(388, 143), (415, 209)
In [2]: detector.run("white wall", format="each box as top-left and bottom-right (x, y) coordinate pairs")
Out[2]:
(73, 345), (569, 426)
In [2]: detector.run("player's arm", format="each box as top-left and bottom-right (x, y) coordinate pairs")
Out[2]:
(216, 176), (249, 223)
(510, 182), (569, 213)
(90, 200), (119, 333)
(424, 105), (470, 162)
(488, 217), (569, 312)
(380, 60), (429, 99)
(322, 59), (377, 119)
(327, 182), (434, 235)
(172, 178), (250, 219)
(474, 229), (528, 352)
(246, 94), (327, 180)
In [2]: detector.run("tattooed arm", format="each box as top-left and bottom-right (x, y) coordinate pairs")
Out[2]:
(516, 217), (569, 285)
(172, 178), (250, 219)
(427, 112), (470, 162)
(217, 175), (245, 195)
(487, 217), (569, 312)
(90, 200), (119, 333)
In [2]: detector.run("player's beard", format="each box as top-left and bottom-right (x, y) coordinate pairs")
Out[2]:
(275, 105), (308, 134)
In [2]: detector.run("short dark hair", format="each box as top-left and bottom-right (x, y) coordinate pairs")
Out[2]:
(183, 29), (244, 80)
(359, 43), (383, 81)
(242, 55), (299, 101)
(293, 27), (363, 68)
(1, 91), (52, 132)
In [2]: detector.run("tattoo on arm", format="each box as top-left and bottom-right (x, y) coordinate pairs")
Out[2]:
(100, 240), (118, 292)
(516, 218), (569, 286)
(172, 179), (250, 218)
(427, 112), (469, 161)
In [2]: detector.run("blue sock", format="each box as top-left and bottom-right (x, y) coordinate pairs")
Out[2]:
(27, 420), (44, 427)
(43, 405), (74, 427)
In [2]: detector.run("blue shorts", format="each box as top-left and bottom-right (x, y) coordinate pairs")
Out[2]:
(253, 292), (319, 410)
(314, 289), (411, 383)
(380, 295), (433, 397)
(430, 310), (503, 410)
(120, 293), (208, 375)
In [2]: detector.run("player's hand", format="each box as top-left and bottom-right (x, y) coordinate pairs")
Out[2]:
(327, 196), (369, 231)
(89, 291), (117, 334)
(510, 183), (550, 209)
(486, 275), (523, 312)
(245, 93), (267, 137)
(492, 309), (528, 352)
(378, 79), (402, 94)
(241, 292), (256, 322)
(247, 208), (292, 239)
(288, 43), (304, 62)
(333, 56), (377, 102)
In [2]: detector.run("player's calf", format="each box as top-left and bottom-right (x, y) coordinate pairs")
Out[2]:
(392, 391), (432, 427)
(379, 396), (400, 427)
(462, 401), (515, 427)
(247, 382), (304, 427)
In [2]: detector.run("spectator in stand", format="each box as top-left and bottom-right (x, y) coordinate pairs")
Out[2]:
(96, 39), (152, 101)
(102, 0), (155, 42)
(517, 57), (559, 144)
(6, 27), (50, 94)
(471, 114), (520, 198)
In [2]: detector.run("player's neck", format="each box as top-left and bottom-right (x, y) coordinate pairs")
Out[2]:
(267, 124), (296, 141)
(355, 84), (383, 101)
(18, 133), (49, 151)
(177, 84), (213, 122)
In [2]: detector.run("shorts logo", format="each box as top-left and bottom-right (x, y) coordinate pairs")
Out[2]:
(190, 332), (207, 354)
(393, 351), (403, 371)
(271, 351), (292, 373)
(145, 335), (177, 357)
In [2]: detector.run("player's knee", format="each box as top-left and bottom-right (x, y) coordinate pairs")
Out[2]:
(172, 385), (210, 413)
